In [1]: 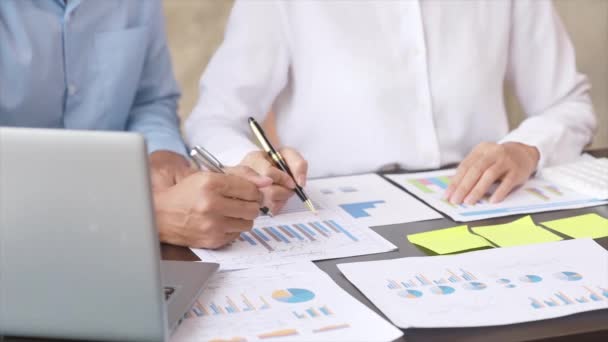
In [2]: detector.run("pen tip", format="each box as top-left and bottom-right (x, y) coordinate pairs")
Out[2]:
(305, 200), (317, 214)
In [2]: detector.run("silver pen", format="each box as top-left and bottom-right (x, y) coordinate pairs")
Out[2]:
(189, 146), (272, 216)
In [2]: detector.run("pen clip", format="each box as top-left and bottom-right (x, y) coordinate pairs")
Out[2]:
(190, 145), (225, 173)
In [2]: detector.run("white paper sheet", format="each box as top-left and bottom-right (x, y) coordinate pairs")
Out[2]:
(171, 262), (403, 342)
(386, 170), (607, 222)
(284, 174), (440, 226)
(338, 239), (608, 328)
(191, 209), (396, 270)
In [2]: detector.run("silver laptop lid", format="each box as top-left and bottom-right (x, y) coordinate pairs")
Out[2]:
(0, 128), (167, 341)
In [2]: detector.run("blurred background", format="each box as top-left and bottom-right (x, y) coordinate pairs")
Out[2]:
(163, 0), (608, 149)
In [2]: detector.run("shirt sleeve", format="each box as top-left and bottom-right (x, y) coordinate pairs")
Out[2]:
(126, 1), (186, 157)
(184, 0), (289, 166)
(500, 0), (597, 168)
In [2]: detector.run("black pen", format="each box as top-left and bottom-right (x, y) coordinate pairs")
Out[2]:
(248, 117), (317, 214)
(189, 145), (272, 216)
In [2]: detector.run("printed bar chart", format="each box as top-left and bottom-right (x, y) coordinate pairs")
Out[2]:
(186, 294), (272, 318)
(385, 269), (478, 290)
(529, 286), (608, 309)
(236, 220), (361, 253)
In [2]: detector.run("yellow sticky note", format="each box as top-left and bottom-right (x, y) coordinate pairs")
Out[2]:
(407, 225), (494, 254)
(541, 213), (608, 239)
(471, 216), (563, 247)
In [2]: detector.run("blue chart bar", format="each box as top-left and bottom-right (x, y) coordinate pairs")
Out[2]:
(254, 228), (270, 242)
(269, 226), (290, 243)
(251, 229), (274, 252)
(278, 225), (295, 239)
(325, 220), (358, 242)
(299, 223), (317, 237)
(210, 303), (221, 315)
(263, 227), (281, 242)
(306, 308), (319, 317)
(556, 292), (574, 305)
(309, 223), (329, 237)
(192, 307), (204, 317)
(241, 233), (257, 246)
(283, 225), (304, 241)
(294, 224), (316, 241)
(312, 222), (331, 234)
(319, 306), (332, 316)
(544, 299), (559, 307)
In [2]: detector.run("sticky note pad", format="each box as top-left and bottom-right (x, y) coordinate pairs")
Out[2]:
(541, 213), (608, 239)
(471, 216), (563, 247)
(407, 225), (494, 254)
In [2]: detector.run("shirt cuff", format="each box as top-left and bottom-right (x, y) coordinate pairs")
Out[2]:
(145, 134), (188, 158)
(499, 126), (558, 170)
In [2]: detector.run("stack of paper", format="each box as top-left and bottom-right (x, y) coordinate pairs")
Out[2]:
(339, 239), (608, 328)
(387, 170), (607, 221)
(171, 262), (403, 342)
(191, 208), (397, 270)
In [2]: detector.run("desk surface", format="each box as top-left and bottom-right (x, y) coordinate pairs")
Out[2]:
(163, 149), (608, 342)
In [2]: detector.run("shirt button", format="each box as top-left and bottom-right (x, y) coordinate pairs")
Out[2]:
(68, 84), (77, 96)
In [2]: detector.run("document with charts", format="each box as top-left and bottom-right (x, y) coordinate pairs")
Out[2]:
(283, 173), (441, 226)
(338, 239), (608, 328)
(171, 262), (403, 342)
(386, 169), (607, 222)
(191, 209), (396, 270)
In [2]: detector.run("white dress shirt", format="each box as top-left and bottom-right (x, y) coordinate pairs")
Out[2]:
(186, 0), (596, 178)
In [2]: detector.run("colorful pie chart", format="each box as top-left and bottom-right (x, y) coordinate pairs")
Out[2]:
(496, 278), (511, 284)
(271, 288), (315, 303)
(430, 285), (455, 295)
(398, 289), (423, 299)
(554, 271), (583, 281)
(463, 282), (487, 290)
(519, 275), (543, 283)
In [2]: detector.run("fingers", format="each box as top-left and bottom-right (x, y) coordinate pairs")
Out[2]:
(490, 173), (519, 203)
(264, 166), (296, 189)
(279, 147), (309, 186)
(241, 150), (296, 189)
(463, 163), (507, 205)
(225, 165), (273, 188)
(211, 173), (262, 202)
(448, 154), (496, 204)
(201, 196), (261, 221)
(444, 145), (486, 198)
(261, 185), (294, 213)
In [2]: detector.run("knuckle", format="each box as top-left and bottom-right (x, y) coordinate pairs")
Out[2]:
(195, 199), (215, 214)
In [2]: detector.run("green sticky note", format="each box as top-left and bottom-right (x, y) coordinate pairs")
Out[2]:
(471, 216), (563, 247)
(407, 225), (494, 254)
(541, 213), (608, 239)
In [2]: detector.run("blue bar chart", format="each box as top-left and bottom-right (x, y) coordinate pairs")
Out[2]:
(236, 220), (360, 253)
(191, 209), (396, 270)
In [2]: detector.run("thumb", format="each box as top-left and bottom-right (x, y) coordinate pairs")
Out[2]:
(225, 165), (273, 188)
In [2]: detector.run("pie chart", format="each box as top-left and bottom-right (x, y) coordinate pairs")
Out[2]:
(554, 271), (583, 281)
(430, 285), (455, 295)
(398, 289), (423, 299)
(271, 288), (315, 303)
(496, 278), (511, 284)
(463, 282), (487, 291)
(519, 275), (543, 283)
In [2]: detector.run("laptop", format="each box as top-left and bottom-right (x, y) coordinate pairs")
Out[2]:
(0, 127), (218, 341)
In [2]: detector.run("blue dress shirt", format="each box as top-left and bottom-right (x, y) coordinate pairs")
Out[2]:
(0, 0), (186, 156)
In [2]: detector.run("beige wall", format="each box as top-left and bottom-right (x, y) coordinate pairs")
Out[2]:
(163, 0), (608, 149)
